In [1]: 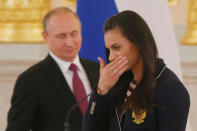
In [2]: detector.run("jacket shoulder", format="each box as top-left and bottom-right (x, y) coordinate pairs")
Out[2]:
(18, 57), (51, 81)
(155, 67), (190, 107)
(80, 58), (99, 67)
(80, 58), (100, 75)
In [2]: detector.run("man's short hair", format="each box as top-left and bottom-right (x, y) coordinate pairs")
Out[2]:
(42, 6), (80, 32)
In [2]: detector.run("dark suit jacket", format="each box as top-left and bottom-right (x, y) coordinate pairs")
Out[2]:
(6, 55), (99, 131)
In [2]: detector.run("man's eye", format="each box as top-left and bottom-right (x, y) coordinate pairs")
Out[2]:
(71, 32), (78, 37)
(56, 35), (65, 38)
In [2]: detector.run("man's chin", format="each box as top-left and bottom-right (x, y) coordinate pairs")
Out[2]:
(61, 55), (77, 62)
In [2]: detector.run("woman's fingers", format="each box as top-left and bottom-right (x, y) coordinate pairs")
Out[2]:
(106, 56), (122, 69)
(97, 56), (128, 95)
(116, 59), (128, 76)
(98, 57), (105, 70)
(106, 56), (128, 74)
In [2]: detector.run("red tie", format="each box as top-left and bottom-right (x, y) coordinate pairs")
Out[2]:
(69, 63), (88, 115)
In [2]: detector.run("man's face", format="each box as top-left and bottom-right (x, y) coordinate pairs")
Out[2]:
(42, 13), (82, 62)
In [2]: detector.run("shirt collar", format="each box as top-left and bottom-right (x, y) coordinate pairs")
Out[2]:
(49, 52), (82, 72)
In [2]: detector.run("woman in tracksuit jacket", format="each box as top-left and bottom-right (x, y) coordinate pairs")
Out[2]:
(83, 10), (190, 131)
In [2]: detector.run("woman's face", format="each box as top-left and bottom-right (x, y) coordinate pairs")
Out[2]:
(104, 27), (141, 70)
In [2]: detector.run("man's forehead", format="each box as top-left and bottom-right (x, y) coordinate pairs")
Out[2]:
(50, 14), (79, 26)
(46, 14), (80, 32)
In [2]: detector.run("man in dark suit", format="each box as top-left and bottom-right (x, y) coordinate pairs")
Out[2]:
(6, 7), (99, 131)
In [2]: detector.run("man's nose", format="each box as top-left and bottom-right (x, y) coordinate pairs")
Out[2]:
(65, 36), (73, 46)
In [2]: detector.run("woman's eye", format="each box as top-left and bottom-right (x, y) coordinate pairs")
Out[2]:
(114, 46), (120, 50)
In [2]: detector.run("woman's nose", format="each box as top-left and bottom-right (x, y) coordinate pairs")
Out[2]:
(109, 52), (116, 62)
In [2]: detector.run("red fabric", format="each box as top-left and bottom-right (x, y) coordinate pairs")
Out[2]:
(69, 63), (88, 115)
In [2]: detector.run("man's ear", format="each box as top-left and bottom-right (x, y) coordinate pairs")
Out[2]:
(42, 31), (48, 41)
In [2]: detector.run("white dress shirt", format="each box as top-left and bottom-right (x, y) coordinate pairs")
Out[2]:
(49, 52), (92, 100)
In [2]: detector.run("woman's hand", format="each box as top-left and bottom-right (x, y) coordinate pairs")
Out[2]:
(97, 56), (128, 95)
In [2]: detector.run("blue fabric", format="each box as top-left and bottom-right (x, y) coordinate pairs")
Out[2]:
(77, 0), (118, 63)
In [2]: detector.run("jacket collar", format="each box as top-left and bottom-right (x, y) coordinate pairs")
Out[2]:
(155, 58), (167, 80)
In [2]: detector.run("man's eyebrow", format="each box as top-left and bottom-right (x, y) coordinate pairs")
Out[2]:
(54, 33), (66, 36)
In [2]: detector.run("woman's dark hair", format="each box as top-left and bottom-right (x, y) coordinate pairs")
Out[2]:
(104, 10), (158, 114)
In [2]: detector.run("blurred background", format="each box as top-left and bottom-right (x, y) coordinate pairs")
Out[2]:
(0, 0), (196, 130)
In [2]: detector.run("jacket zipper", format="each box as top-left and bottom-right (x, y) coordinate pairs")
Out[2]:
(115, 107), (122, 131)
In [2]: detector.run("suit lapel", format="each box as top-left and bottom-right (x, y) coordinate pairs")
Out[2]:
(43, 55), (77, 109)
